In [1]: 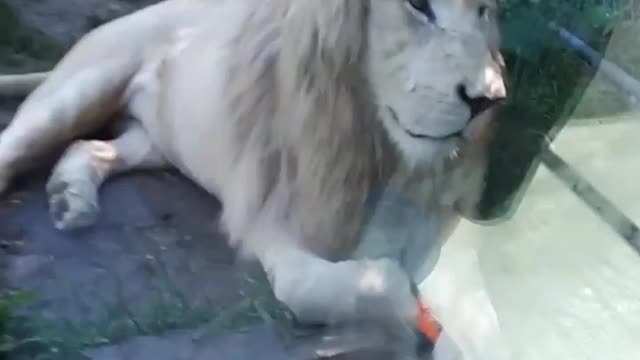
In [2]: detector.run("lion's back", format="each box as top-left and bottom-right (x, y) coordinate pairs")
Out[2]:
(124, 0), (256, 194)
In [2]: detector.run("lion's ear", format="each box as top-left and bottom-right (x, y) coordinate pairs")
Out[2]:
(279, 0), (368, 78)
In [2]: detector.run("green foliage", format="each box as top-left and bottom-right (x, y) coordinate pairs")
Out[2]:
(500, 0), (626, 48)
(0, 291), (36, 355)
(478, 0), (626, 219)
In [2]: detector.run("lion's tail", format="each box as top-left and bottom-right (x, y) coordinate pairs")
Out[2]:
(0, 72), (50, 97)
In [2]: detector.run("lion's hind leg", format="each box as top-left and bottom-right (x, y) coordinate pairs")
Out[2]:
(46, 119), (167, 230)
(0, 58), (140, 195)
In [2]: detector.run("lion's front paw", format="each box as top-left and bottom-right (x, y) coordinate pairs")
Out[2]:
(355, 258), (419, 323)
(46, 178), (99, 230)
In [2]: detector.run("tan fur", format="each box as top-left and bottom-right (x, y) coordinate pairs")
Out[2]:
(0, 0), (508, 358)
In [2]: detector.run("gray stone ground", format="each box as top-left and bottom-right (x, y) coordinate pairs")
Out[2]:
(0, 104), (414, 360)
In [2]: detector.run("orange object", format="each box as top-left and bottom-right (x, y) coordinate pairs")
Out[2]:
(416, 299), (441, 343)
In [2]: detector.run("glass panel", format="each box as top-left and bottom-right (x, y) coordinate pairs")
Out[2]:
(430, 1), (640, 359)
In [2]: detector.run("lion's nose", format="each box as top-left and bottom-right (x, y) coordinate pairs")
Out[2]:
(474, 63), (507, 100)
(458, 60), (507, 118)
(457, 71), (506, 119)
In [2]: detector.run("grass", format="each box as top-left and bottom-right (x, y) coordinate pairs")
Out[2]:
(476, 8), (640, 220)
(572, 21), (640, 118)
(1, 274), (288, 360)
(0, 291), (37, 357)
(477, 17), (597, 219)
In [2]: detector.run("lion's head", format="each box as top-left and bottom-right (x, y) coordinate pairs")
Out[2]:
(367, 0), (506, 164)
(224, 0), (507, 259)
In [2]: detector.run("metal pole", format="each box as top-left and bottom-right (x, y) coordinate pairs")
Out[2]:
(548, 21), (640, 104)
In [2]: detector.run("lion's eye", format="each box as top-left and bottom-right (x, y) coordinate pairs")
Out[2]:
(478, 5), (489, 20)
(407, 0), (436, 22)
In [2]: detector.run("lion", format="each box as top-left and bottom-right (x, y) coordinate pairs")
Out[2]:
(0, 0), (508, 358)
